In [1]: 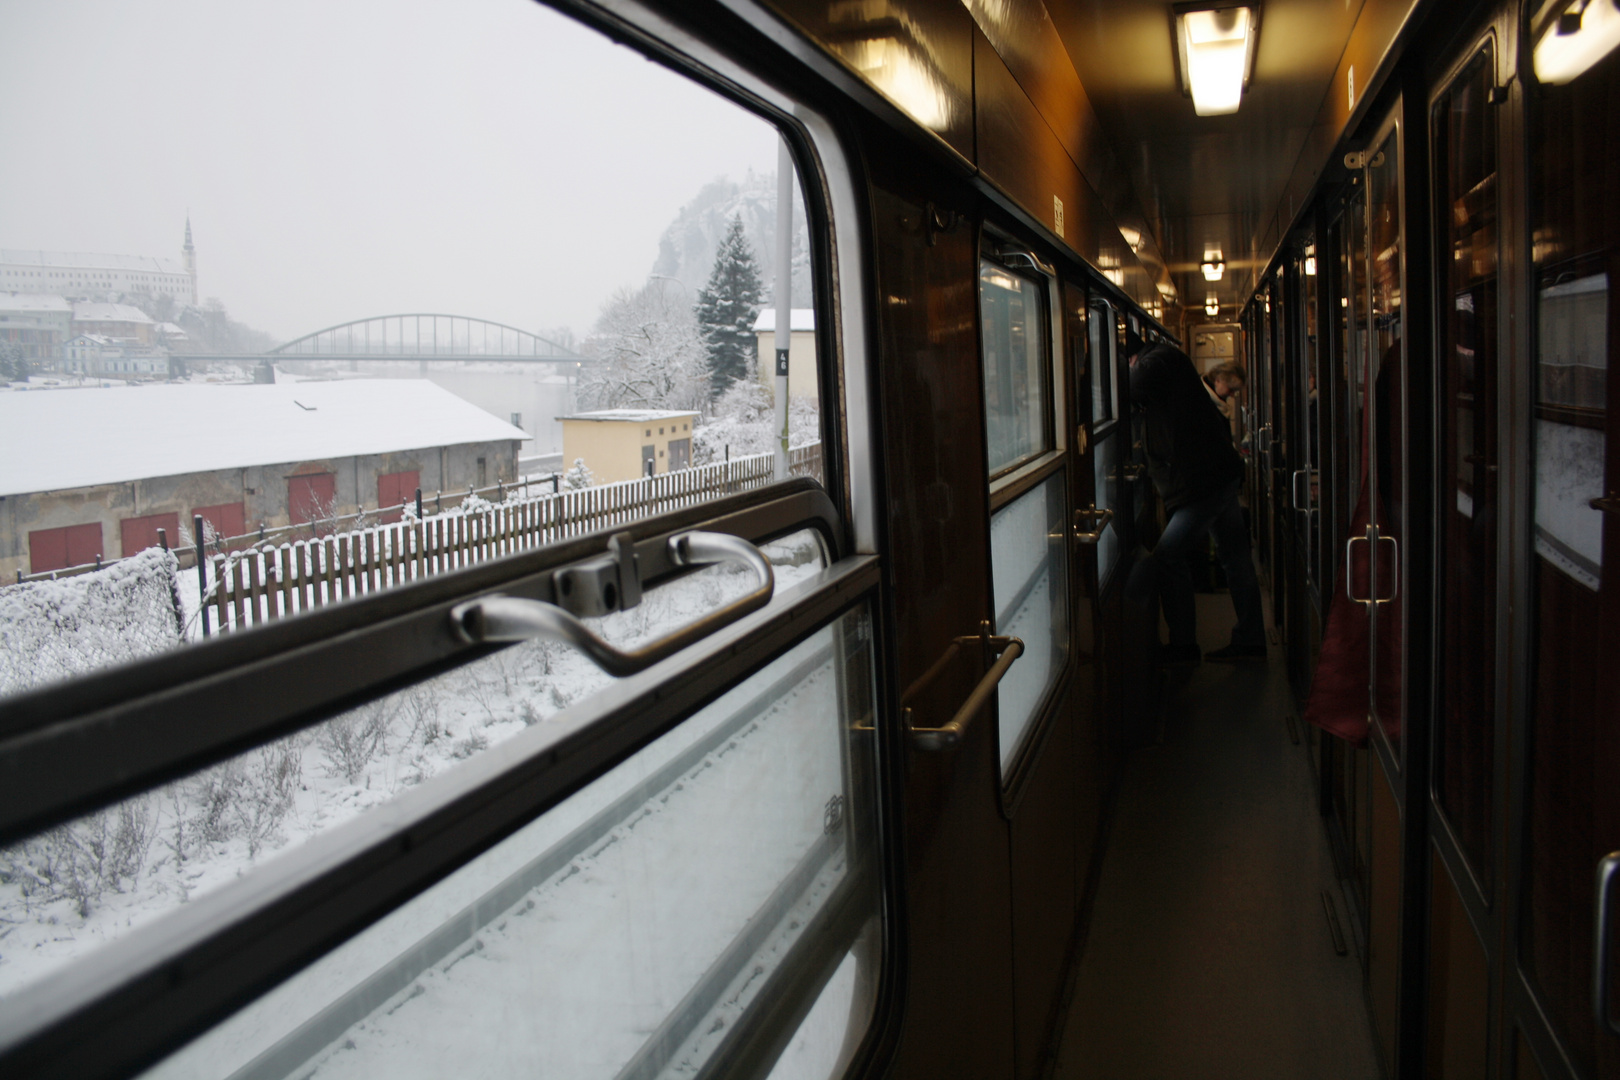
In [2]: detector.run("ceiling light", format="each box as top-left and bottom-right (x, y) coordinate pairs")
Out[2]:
(1175, 4), (1259, 116)
(1305, 255), (1317, 276)
(1205, 295), (1221, 316)
(1534, 0), (1620, 85)
(1201, 260), (1226, 281)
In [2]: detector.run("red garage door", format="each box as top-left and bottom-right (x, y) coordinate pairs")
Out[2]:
(193, 502), (247, 544)
(120, 512), (181, 557)
(29, 523), (104, 574)
(377, 470), (420, 524)
(288, 472), (336, 527)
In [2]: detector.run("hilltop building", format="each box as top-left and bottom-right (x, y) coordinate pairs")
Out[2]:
(0, 219), (199, 308)
(0, 380), (528, 578)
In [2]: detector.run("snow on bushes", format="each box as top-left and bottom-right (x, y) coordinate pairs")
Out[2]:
(0, 547), (185, 698)
(692, 380), (819, 466)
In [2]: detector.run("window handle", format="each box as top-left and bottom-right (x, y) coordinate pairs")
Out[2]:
(1346, 527), (1398, 606)
(450, 530), (774, 677)
(1592, 492), (1620, 515)
(906, 622), (1024, 751)
(1597, 851), (1620, 1037)
(1074, 506), (1113, 543)
(1292, 469), (1318, 511)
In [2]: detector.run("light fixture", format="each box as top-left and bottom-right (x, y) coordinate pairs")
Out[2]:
(1174, 3), (1260, 116)
(1205, 295), (1220, 316)
(1201, 260), (1226, 281)
(1304, 245), (1317, 276)
(1534, 0), (1620, 84)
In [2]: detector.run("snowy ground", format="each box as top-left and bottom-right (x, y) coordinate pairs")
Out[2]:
(142, 616), (862, 1080)
(0, 531), (827, 1002)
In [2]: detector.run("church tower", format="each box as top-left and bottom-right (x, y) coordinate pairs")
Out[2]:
(182, 216), (197, 305)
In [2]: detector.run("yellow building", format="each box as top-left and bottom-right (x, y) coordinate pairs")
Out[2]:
(559, 409), (699, 484)
(752, 309), (818, 404)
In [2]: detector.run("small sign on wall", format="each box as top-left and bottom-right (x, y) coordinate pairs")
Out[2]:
(775, 348), (790, 377)
(1053, 195), (1065, 237)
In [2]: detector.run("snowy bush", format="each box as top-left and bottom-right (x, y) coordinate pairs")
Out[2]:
(691, 380), (819, 466)
(0, 547), (185, 697)
(564, 458), (594, 490)
(319, 698), (397, 784)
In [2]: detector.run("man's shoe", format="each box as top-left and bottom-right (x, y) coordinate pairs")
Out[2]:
(1158, 643), (1202, 666)
(1206, 642), (1267, 662)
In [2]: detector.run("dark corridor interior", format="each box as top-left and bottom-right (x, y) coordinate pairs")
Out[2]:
(1054, 594), (1381, 1079)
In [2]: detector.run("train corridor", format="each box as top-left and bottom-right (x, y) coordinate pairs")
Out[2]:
(1054, 593), (1380, 1079)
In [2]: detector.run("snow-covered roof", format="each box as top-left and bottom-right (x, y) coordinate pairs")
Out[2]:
(751, 309), (816, 333)
(0, 380), (530, 497)
(72, 302), (154, 324)
(155, 321), (187, 336)
(0, 250), (188, 275)
(67, 334), (116, 345)
(559, 409), (699, 423)
(0, 293), (73, 314)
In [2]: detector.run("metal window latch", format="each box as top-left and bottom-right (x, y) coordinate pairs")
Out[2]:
(450, 530), (773, 678)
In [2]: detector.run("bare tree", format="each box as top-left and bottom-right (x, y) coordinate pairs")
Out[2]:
(579, 279), (709, 411)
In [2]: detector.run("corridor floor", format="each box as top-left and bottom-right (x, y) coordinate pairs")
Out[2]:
(1052, 594), (1382, 1080)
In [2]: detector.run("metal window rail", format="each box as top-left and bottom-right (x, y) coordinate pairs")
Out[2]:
(0, 479), (877, 1080)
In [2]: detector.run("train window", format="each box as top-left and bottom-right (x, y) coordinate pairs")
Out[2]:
(140, 601), (881, 1080)
(0, 0), (822, 705)
(1088, 300), (1122, 584)
(979, 260), (1053, 477)
(1088, 300), (1115, 424)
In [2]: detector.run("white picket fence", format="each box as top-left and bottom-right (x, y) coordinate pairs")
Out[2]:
(202, 443), (822, 634)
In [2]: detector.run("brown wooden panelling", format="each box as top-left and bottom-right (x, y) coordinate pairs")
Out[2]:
(1370, 759), (1402, 1076)
(1009, 682), (1081, 1080)
(1513, 1030), (1547, 1080)
(1426, 848), (1489, 1079)
(973, 28), (1091, 261)
(868, 180), (1015, 1080)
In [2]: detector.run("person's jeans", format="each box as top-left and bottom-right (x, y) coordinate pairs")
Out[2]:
(1125, 478), (1265, 651)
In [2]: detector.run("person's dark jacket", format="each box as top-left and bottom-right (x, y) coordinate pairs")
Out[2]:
(1128, 343), (1244, 510)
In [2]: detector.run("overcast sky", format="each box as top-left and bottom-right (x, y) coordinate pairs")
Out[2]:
(0, 0), (783, 341)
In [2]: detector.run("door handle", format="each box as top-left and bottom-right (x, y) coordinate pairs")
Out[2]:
(1292, 469), (1316, 511)
(906, 624), (1025, 751)
(1597, 851), (1620, 1037)
(1074, 506), (1114, 543)
(450, 530), (774, 677)
(1375, 534), (1399, 604)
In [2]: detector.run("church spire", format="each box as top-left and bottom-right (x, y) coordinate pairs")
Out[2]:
(182, 215), (197, 306)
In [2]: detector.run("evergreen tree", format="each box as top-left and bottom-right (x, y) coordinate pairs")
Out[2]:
(695, 214), (763, 400)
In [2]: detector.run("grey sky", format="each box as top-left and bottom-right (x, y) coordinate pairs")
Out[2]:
(0, 0), (783, 342)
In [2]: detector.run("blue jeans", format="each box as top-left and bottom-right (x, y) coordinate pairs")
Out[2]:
(1125, 478), (1265, 651)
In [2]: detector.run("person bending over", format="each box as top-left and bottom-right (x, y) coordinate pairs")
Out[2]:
(1125, 335), (1265, 663)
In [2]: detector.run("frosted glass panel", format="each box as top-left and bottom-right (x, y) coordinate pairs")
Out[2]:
(990, 474), (1068, 773)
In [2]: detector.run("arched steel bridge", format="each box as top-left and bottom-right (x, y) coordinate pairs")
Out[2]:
(269, 314), (586, 364)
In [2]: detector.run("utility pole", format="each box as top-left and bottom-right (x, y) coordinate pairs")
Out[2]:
(773, 138), (793, 480)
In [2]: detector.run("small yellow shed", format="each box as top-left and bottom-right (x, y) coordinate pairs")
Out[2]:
(558, 409), (699, 484)
(752, 309), (818, 404)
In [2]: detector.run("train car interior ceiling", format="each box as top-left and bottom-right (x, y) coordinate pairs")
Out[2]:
(0, 0), (1616, 1077)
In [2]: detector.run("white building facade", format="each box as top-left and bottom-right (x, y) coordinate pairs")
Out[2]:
(0, 219), (198, 307)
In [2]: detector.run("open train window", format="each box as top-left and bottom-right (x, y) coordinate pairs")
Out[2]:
(0, 3), (883, 1078)
(0, 0), (827, 708)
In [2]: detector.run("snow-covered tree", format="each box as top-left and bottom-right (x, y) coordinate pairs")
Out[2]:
(0, 341), (27, 383)
(563, 458), (594, 490)
(578, 280), (708, 411)
(697, 215), (764, 400)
